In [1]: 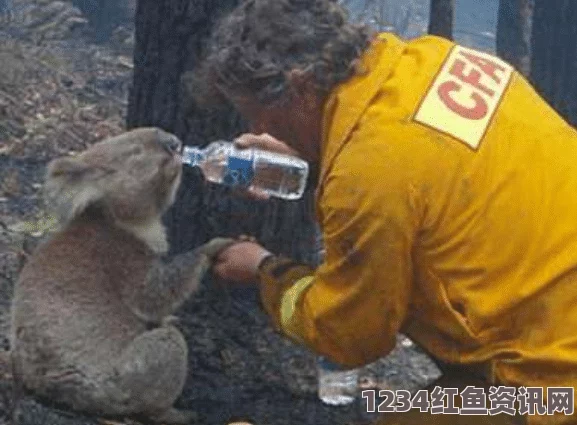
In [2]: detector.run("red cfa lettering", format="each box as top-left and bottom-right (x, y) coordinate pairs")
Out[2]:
(459, 51), (507, 84)
(438, 80), (488, 120)
(436, 49), (509, 120)
(449, 59), (495, 97)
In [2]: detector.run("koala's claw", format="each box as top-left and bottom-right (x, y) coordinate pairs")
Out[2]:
(196, 237), (237, 259)
(161, 315), (180, 327)
(238, 234), (258, 243)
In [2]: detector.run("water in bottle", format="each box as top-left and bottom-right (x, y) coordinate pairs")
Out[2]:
(181, 141), (309, 200)
(317, 356), (359, 406)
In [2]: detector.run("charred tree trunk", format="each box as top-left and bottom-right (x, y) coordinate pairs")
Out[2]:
(496, 0), (534, 76)
(428, 0), (454, 40)
(530, 0), (577, 127)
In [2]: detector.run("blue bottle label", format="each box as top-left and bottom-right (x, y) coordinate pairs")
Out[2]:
(192, 152), (204, 165)
(223, 155), (255, 188)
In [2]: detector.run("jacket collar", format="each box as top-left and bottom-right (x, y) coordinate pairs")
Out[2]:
(316, 33), (405, 199)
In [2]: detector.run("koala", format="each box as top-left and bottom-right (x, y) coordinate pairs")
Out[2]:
(9, 128), (235, 424)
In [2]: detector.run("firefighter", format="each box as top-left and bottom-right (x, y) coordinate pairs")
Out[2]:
(190, 1), (577, 423)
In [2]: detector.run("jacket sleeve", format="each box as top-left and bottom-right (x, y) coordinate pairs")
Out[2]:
(258, 142), (420, 368)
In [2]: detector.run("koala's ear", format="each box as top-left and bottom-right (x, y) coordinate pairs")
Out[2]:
(44, 156), (109, 225)
(47, 156), (92, 179)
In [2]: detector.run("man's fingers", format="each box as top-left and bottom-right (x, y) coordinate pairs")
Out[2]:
(234, 133), (276, 148)
(212, 261), (227, 278)
(212, 261), (247, 284)
(247, 187), (271, 200)
(234, 133), (298, 156)
(230, 186), (270, 201)
(231, 133), (294, 201)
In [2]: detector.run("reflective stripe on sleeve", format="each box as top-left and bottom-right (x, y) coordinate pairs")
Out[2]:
(280, 275), (315, 342)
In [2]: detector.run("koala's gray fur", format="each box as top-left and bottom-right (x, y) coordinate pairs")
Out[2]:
(9, 128), (235, 424)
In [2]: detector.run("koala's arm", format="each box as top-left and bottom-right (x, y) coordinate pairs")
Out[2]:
(122, 238), (236, 323)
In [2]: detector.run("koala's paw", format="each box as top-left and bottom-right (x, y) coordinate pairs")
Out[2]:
(196, 237), (237, 259)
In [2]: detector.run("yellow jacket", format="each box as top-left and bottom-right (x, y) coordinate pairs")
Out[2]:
(258, 33), (577, 423)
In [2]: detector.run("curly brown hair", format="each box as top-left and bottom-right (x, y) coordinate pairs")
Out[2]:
(188, 0), (375, 108)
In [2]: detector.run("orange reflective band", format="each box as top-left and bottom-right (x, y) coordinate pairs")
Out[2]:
(280, 275), (315, 343)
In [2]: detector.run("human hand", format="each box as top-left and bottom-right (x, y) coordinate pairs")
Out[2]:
(231, 133), (300, 201)
(235, 132), (298, 156)
(196, 237), (238, 260)
(212, 238), (273, 285)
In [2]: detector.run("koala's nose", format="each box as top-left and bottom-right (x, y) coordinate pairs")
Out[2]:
(159, 133), (182, 154)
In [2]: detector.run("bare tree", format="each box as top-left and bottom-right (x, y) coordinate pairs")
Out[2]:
(530, 0), (577, 127)
(428, 0), (454, 40)
(497, 0), (534, 76)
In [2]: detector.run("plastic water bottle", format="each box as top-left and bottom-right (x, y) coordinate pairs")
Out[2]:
(181, 141), (309, 200)
(317, 356), (359, 406)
